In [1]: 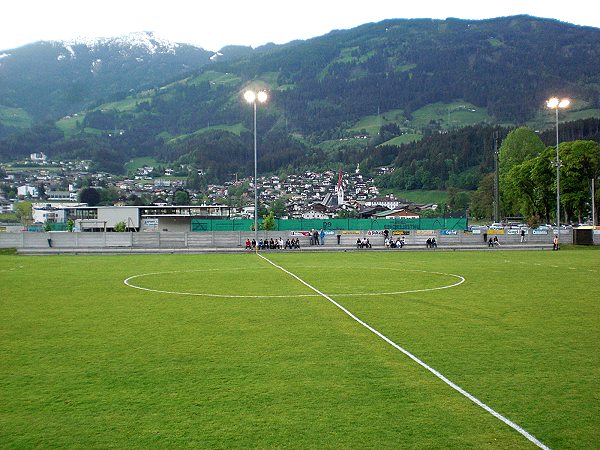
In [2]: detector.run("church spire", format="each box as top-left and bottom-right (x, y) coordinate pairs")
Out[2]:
(336, 166), (344, 206)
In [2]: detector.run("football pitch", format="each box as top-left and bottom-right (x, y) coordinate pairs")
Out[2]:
(1, 249), (599, 448)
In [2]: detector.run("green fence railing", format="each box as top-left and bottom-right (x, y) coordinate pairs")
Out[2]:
(191, 217), (467, 232)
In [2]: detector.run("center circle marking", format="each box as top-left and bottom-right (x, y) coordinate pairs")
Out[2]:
(123, 267), (465, 298)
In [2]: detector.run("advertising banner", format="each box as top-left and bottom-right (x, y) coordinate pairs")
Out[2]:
(143, 218), (158, 230)
(290, 231), (311, 236)
(440, 230), (458, 235)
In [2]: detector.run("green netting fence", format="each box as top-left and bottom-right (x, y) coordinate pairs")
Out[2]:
(191, 217), (467, 232)
(27, 223), (70, 232)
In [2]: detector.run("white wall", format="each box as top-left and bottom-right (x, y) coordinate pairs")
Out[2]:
(97, 207), (140, 228)
(156, 217), (191, 232)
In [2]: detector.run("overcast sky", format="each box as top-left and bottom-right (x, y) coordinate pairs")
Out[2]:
(2, 0), (599, 52)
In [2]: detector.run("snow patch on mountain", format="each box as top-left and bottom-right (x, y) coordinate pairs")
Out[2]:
(0, 53), (10, 59)
(91, 59), (102, 74)
(56, 31), (181, 55)
(65, 45), (76, 58)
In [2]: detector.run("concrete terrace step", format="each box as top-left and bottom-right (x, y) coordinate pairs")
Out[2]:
(16, 242), (555, 255)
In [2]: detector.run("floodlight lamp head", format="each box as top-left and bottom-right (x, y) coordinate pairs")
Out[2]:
(257, 91), (268, 103)
(244, 90), (256, 104)
(546, 97), (559, 109)
(558, 98), (570, 108)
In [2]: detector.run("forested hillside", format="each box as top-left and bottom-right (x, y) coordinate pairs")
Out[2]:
(1, 16), (600, 187)
(372, 118), (600, 191)
(0, 32), (215, 122)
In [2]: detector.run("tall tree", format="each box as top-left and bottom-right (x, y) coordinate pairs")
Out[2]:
(499, 127), (546, 217)
(173, 190), (191, 205)
(528, 147), (556, 223)
(560, 140), (600, 223)
(261, 211), (276, 230)
(14, 201), (32, 226)
(499, 127), (546, 173)
(270, 198), (288, 218)
(79, 187), (101, 206)
(469, 173), (494, 220)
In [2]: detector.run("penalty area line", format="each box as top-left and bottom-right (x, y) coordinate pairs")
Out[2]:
(257, 253), (550, 450)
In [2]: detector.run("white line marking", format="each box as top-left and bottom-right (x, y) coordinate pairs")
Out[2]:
(123, 270), (301, 298)
(123, 269), (464, 298)
(257, 253), (550, 450)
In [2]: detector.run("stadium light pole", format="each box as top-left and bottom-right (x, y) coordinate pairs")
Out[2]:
(546, 97), (570, 243)
(244, 89), (268, 248)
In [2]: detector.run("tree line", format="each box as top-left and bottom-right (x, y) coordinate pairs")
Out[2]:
(496, 128), (600, 225)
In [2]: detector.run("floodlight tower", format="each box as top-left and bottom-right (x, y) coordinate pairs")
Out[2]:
(546, 97), (570, 242)
(244, 89), (268, 247)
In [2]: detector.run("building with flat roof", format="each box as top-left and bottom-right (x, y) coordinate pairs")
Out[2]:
(64, 205), (237, 232)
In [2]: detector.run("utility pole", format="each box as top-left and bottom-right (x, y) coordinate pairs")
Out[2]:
(493, 131), (500, 223)
(592, 178), (597, 226)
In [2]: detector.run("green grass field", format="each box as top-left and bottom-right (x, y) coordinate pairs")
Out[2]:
(526, 99), (600, 132)
(410, 101), (492, 130)
(1, 250), (599, 448)
(124, 157), (160, 172)
(349, 109), (407, 136)
(0, 106), (32, 128)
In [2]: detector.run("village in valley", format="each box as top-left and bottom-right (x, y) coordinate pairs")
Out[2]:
(0, 153), (437, 227)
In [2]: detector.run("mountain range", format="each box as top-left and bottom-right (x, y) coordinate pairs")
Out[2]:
(0, 32), (243, 121)
(1, 16), (600, 187)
